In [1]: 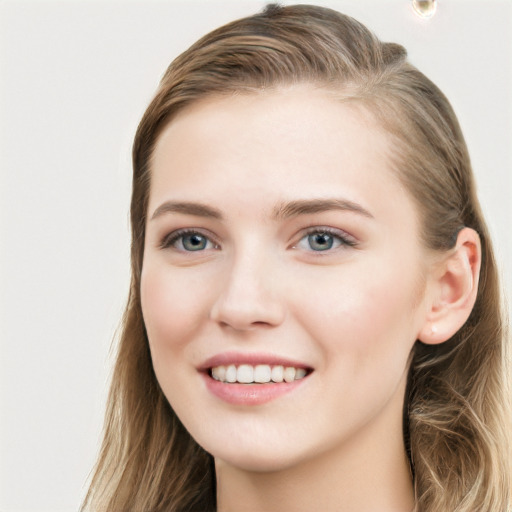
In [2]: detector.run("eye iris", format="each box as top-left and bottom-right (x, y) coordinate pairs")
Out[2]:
(308, 233), (334, 251)
(182, 234), (207, 251)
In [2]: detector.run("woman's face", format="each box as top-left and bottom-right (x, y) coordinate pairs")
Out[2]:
(141, 85), (433, 472)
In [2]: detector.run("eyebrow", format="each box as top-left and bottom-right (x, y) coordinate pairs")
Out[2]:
(150, 201), (223, 221)
(150, 197), (373, 222)
(272, 198), (374, 220)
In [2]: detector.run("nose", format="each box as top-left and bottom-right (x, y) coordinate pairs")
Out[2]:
(209, 251), (285, 331)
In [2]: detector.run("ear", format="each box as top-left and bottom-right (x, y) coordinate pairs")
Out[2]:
(418, 227), (481, 345)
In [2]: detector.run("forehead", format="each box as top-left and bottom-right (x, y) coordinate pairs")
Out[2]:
(149, 85), (417, 226)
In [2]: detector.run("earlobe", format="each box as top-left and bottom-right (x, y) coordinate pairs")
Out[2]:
(418, 227), (481, 345)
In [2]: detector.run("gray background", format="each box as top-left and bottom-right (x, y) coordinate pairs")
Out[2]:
(1, 1), (510, 511)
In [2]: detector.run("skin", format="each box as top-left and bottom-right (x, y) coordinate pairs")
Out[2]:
(140, 85), (479, 512)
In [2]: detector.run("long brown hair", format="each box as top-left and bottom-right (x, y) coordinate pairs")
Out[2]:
(82, 4), (510, 511)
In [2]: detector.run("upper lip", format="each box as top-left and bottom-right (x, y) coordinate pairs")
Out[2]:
(198, 352), (313, 371)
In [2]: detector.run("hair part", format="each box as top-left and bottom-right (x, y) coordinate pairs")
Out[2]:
(82, 4), (510, 511)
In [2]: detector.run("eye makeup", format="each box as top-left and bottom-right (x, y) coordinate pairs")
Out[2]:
(294, 226), (358, 252)
(159, 228), (219, 252)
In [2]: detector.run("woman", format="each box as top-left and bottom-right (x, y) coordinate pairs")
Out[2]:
(82, 4), (510, 511)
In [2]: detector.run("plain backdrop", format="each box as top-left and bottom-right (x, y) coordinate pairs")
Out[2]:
(0, 1), (511, 511)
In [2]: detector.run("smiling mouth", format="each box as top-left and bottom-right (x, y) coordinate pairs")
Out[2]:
(209, 364), (312, 384)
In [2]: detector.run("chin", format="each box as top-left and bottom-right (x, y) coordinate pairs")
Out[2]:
(214, 450), (300, 473)
(200, 433), (314, 473)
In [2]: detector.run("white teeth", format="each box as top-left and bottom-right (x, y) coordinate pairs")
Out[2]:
(295, 368), (307, 379)
(283, 367), (296, 383)
(211, 366), (226, 381)
(271, 365), (284, 382)
(237, 364), (254, 384)
(254, 364), (271, 383)
(226, 364), (237, 383)
(210, 364), (309, 384)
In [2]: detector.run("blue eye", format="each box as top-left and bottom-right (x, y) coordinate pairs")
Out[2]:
(307, 232), (335, 251)
(161, 230), (216, 252)
(296, 229), (355, 252)
(181, 233), (209, 251)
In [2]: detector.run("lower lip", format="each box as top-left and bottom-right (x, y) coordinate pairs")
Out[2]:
(201, 373), (309, 405)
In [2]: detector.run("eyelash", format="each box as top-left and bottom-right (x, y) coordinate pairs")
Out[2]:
(159, 229), (219, 251)
(294, 227), (357, 253)
(159, 227), (357, 253)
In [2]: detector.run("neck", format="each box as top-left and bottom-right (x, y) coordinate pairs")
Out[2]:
(215, 386), (413, 512)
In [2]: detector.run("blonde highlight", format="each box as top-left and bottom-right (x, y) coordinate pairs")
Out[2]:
(82, 4), (510, 511)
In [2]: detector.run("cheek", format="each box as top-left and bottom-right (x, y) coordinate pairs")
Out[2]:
(140, 263), (214, 430)
(295, 255), (422, 360)
(140, 263), (212, 353)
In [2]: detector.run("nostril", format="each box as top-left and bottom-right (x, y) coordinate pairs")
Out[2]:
(213, 313), (282, 331)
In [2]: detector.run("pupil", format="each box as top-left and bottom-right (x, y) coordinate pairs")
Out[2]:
(184, 234), (206, 251)
(309, 233), (333, 251)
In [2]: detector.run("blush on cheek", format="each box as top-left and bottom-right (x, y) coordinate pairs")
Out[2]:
(141, 270), (206, 351)
(299, 269), (415, 359)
